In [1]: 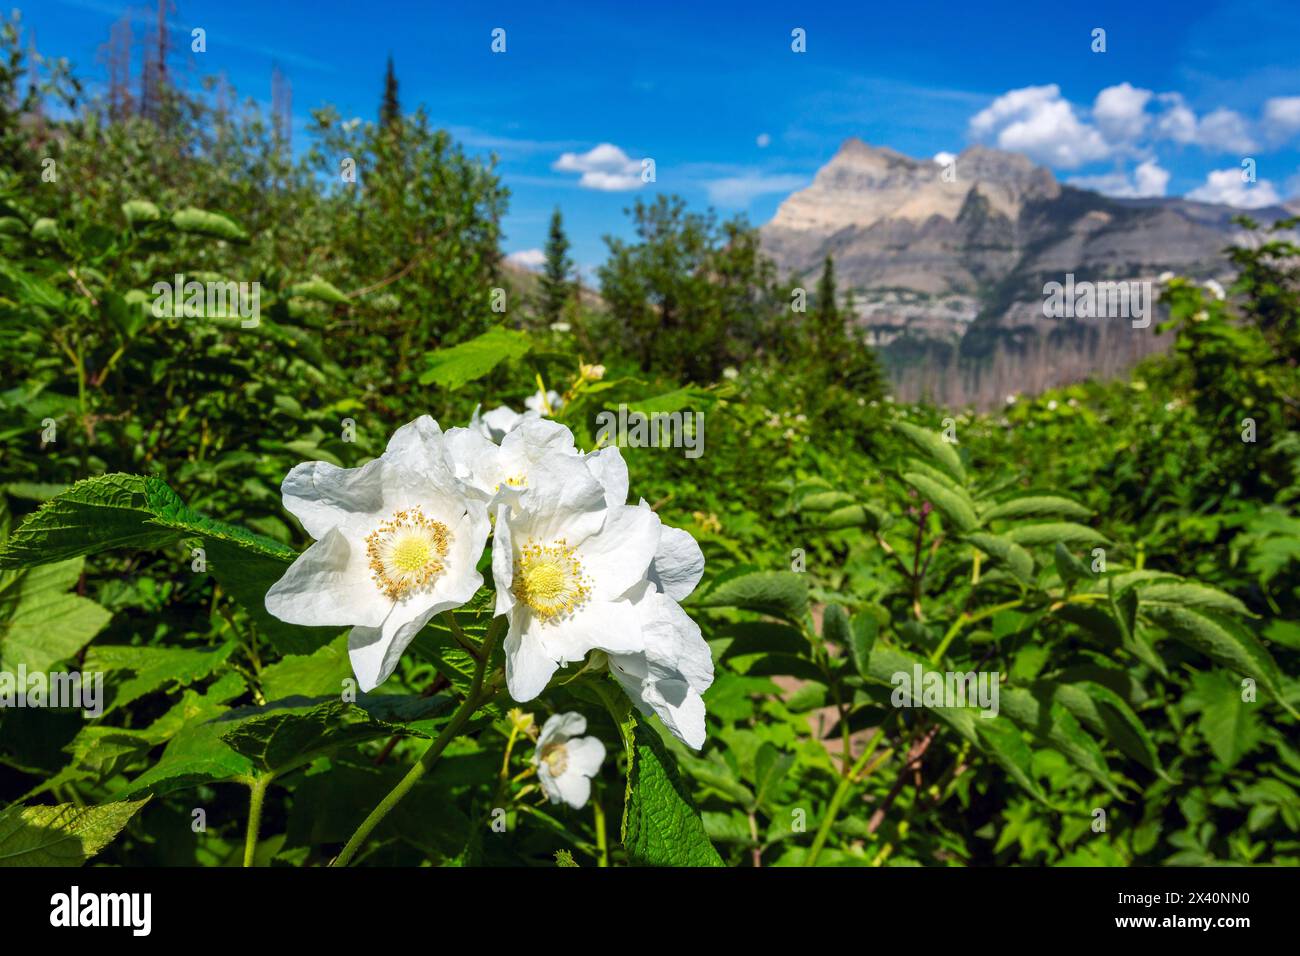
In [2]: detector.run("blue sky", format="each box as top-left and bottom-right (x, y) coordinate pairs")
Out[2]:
(26, 0), (1300, 275)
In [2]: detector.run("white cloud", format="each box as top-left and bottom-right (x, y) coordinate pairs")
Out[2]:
(553, 143), (644, 191)
(933, 151), (957, 166)
(969, 84), (1111, 168)
(705, 172), (808, 208)
(1187, 168), (1281, 208)
(1263, 97), (1300, 142)
(756, 133), (772, 148)
(1152, 93), (1198, 144)
(1068, 159), (1170, 198)
(1093, 83), (1152, 144)
(505, 249), (546, 270)
(1195, 108), (1256, 153)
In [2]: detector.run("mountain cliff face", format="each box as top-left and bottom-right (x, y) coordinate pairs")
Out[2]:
(760, 139), (1291, 406)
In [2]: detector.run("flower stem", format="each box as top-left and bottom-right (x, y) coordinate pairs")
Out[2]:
(243, 775), (271, 867)
(593, 793), (609, 867)
(332, 618), (503, 867)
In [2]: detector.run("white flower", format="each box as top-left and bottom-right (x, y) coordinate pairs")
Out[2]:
(1046, 400), (1058, 411)
(469, 403), (537, 443)
(585, 461), (712, 750)
(1204, 279), (1226, 301)
(525, 389), (565, 415)
(549, 322), (572, 333)
(533, 712), (606, 808)
(491, 452), (660, 701)
(1158, 271), (1175, 283)
(265, 417), (490, 692)
(1005, 394), (1018, 405)
(721, 366), (739, 380)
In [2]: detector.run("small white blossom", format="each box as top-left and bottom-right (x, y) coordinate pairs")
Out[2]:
(1204, 279), (1226, 300)
(525, 389), (565, 415)
(534, 712), (605, 808)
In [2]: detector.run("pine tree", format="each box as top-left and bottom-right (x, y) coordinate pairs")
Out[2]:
(813, 254), (841, 352)
(380, 56), (400, 128)
(540, 207), (574, 325)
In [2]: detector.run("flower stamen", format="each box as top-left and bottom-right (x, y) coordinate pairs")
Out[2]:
(512, 539), (590, 621)
(366, 506), (451, 600)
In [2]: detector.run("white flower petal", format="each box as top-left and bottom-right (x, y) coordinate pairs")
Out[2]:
(565, 736), (606, 777)
(585, 446), (629, 507)
(577, 504), (661, 600)
(537, 711), (587, 749)
(649, 523), (706, 602)
(504, 609), (561, 701)
(264, 528), (388, 628)
(553, 770), (592, 808)
(280, 458), (385, 540)
(531, 598), (643, 663)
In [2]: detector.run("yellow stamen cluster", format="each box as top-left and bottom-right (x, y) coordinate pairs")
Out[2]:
(365, 506), (451, 600)
(540, 742), (569, 776)
(512, 539), (590, 621)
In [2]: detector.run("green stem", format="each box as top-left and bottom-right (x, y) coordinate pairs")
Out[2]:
(593, 794), (609, 867)
(805, 718), (894, 865)
(243, 775), (271, 867)
(332, 619), (503, 867)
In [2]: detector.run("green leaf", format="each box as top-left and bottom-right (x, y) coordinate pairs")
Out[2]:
(692, 567), (808, 622)
(965, 532), (1034, 583)
(121, 200), (160, 225)
(0, 799), (148, 866)
(983, 495), (1091, 522)
(751, 743), (795, 813)
(418, 326), (532, 389)
(1054, 542), (1093, 589)
(821, 603), (850, 646)
(86, 643), (235, 713)
(892, 421), (965, 482)
(1137, 581), (1251, 617)
(0, 475), (332, 655)
(287, 275), (349, 304)
(902, 471), (978, 532)
(622, 714), (723, 866)
(118, 721), (253, 800)
(0, 557), (111, 673)
(1050, 681), (1166, 779)
(218, 699), (407, 774)
(171, 206), (249, 242)
(848, 611), (879, 679)
(863, 645), (1048, 803)
(1147, 607), (1294, 717)
(0, 474), (185, 568)
(1004, 522), (1108, 549)
(999, 687), (1123, 798)
(1189, 671), (1264, 769)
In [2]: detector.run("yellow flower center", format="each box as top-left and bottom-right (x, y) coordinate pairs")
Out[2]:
(540, 742), (569, 776)
(366, 507), (451, 600)
(512, 539), (590, 621)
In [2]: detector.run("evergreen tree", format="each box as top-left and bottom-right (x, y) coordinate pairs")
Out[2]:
(380, 56), (400, 128)
(540, 207), (574, 325)
(813, 254), (841, 352)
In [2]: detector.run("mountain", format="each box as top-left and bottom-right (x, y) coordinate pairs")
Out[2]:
(760, 139), (1294, 406)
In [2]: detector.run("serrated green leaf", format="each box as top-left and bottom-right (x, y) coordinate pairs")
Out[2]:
(693, 568), (808, 622)
(892, 421), (964, 482)
(622, 714), (723, 866)
(983, 495), (1091, 522)
(1004, 522), (1108, 549)
(0, 799), (148, 866)
(902, 471), (978, 532)
(419, 326), (532, 389)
